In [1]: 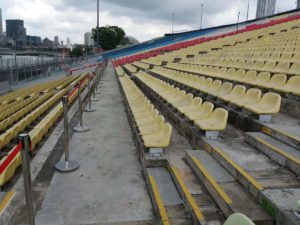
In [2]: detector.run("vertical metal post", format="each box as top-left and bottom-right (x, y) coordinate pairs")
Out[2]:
(73, 88), (90, 133)
(236, 11), (240, 31)
(200, 4), (204, 29)
(171, 13), (175, 34)
(19, 133), (35, 225)
(246, 0), (250, 21)
(97, 0), (100, 47)
(55, 96), (79, 173)
(84, 76), (96, 112)
(91, 73), (99, 101)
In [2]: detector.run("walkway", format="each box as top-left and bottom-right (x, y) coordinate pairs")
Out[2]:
(35, 62), (154, 225)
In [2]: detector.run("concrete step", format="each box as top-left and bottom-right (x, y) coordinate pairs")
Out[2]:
(185, 150), (273, 225)
(245, 132), (300, 175)
(260, 123), (300, 151)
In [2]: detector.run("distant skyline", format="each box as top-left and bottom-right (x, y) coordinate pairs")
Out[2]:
(0, 0), (298, 44)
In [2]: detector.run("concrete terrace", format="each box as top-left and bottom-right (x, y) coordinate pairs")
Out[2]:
(34, 63), (154, 225)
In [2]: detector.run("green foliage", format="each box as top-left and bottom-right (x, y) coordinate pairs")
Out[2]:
(69, 45), (84, 58)
(92, 25), (126, 51)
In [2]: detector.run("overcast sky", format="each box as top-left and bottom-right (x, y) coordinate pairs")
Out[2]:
(0, 0), (297, 44)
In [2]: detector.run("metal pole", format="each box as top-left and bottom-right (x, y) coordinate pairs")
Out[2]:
(84, 75), (96, 112)
(55, 96), (79, 173)
(91, 73), (99, 101)
(97, 0), (100, 48)
(73, 87), (90, 133)
(171, 13), (175, 34)
(200, 4), (204, 29)
(246, 0), (250, 21)
(19, 133), (35, 225)
(236, 11), (240, 31)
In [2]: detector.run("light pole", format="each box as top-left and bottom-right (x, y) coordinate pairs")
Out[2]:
(171, 12), (175, 34)
(236, 11), (240, 31)
(200, 4), (204, 29)
(246, 0), (250, 21)
(96, 0), (100, 48)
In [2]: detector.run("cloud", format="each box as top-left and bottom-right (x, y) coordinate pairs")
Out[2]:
(0, 0), (297, 44)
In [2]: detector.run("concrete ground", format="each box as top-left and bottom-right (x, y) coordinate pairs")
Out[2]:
(35, 63), (154, 225)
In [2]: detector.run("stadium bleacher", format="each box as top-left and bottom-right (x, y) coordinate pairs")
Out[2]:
(111, 11), (300, 225)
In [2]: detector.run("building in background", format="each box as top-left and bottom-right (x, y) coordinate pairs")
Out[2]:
(84, 32), (94, 46)
(256, 0), (276, 18)
(6, 19), (27, 47)
(26, 35), (42, 46)
(297, 0), (300, 9)
(54, 35), (59, 47)
(66, 37), (72, 49)
(43, 37), (54, 47)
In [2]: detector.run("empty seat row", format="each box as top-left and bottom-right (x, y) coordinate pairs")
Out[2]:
(135, 71), (228, 138)
(123, 64), (138, 73)
(132, 62), (150, 70)
(0, 89), (68, 151)
(150, 67), (281, 122)
(164, 64), (300, 96)
(119, 75), (172, 149)
(115, 66), (125, 77)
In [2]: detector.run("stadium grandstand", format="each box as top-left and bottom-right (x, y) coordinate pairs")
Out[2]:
(0, 5), (300, 225)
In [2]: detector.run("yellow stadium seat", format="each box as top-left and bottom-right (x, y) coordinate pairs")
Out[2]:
(206, 80), (222, 95)
(275, 76), (300, 96)
(136, 110), (159, 126)
(168, 90), (186, 103)
(230, 88), (262, 107)
(247, 72), (271, 86)
(242, 70), (257, 83)
(194, 108), (228, 132)
(139, 115), (165, 135)
(272, 61), (290, 73)
(219, 85), (246, 102)
(244, 93), (281, 122)
(260, 74), (287, 89)
(142, 123), (172, 148)
(288, 62), (300, 75)
(223, 213), (255, 225)
(231, 69), (246, 81)
(185, 102), (214, 121)
(171, 93), (194, 108)
(262, 61), (276, 72)
(212, 82), (233, 97)
(178, 97), (202, 114)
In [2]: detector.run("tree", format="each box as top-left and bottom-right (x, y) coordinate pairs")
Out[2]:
(92, 25), (125, 51)
(69, 45), (84, 58)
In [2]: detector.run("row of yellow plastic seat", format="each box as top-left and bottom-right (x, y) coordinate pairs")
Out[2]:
(0, 73), (92, 186)
(132, 62), (149, 70)
(0, 88), (69, 151)
(123, 64), (138, 73)
(135, 71), (228, 135)
(0, 95), (39, 122)
(165, 63), (300, 96)
(150, 67), (281, 122)
(115, 66), (125, 77)
(180, 57), (300, 76)
(119, 75), (172, 148)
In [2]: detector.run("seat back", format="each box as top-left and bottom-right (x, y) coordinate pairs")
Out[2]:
(270, 74), (287, 87)
(223, 213), (255, 225)
(244, 88), (262, 103)
(286, 75), (300, 91)
(235, 69), (246, 80)
(256, 72), (271, 83)
(276, 62), (290, 72)
(199, 102), (214, 116)
(218, 67), (227, 76)
(230, 85), (246, 97)
(162, 123), (172, 141)
(264, 61), (276, 70)
(219, 82), (233, 95)
(289, 62), (300, 74)
(203, 78), (213, 87)
(211, 80), (222, 91)
(212, 108), (228, 129)
(244, 70), (257, 81)
(260, 93), (281, 112)
(192, 97), (203, 107)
